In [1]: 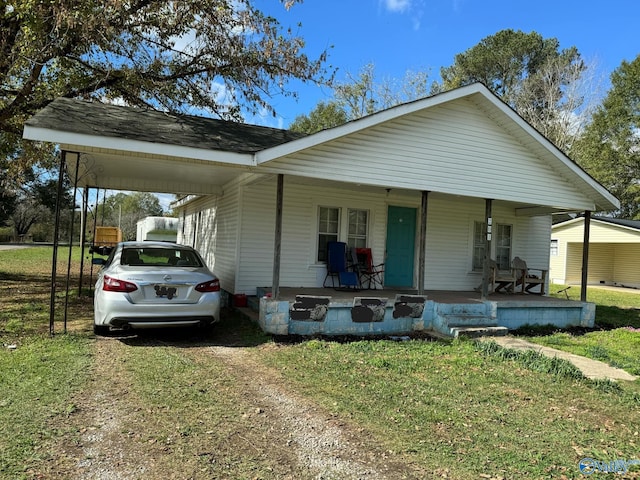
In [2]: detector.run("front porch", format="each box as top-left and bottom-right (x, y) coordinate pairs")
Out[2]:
(249, 287), (595, 338)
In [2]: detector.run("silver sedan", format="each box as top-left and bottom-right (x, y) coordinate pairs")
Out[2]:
(93, 242), (221, 335)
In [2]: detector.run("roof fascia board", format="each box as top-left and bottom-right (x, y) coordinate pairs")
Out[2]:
(515, 205), (595, 217)
(552, 217), (583, 229)
(23, 125), (254, 167)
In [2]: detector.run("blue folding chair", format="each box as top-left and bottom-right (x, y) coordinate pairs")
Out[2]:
(322, 241), (359, 290)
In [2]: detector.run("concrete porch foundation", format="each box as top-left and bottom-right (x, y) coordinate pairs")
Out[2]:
(250, 287), (595, 338)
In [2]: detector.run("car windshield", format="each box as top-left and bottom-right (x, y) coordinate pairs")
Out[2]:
(120, 247), (203, 267)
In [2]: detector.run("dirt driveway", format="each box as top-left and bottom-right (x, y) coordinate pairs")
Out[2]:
(45, 329), (426, 480)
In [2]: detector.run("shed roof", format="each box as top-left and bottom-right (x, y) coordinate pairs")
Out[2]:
(553, 215), (640, 232)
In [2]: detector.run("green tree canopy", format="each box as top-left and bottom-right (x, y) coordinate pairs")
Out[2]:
(289, 100), (348, 134)
(436, 29), (589, 152)
(1, 0), (330, 226)
(1, 0), (328, 134)
(439, 29), (580, 101)
(290, 64), (431, 133)
(572, 55), (640, 219)
(97, 192), (164, 240)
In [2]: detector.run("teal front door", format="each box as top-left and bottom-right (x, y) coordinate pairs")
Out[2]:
(385, 206), (416, 287)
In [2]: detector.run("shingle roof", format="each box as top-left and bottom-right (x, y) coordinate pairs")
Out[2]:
(592, 216), (640, 230)
(25, 97), (307, 154)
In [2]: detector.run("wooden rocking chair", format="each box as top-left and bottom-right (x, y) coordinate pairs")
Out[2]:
(512, 256), (548, 295)
(490, 259), (517, 294)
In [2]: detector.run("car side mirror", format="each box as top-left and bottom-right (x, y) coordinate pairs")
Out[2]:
(92, 258), (106, 266)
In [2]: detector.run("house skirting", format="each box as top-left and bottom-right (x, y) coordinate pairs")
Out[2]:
(254, 289), (595, 337)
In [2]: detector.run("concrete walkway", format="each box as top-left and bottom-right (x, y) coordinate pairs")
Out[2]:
(485, 335), (638, 382)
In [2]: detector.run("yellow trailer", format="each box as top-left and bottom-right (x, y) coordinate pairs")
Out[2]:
(90, 226), (122, 255)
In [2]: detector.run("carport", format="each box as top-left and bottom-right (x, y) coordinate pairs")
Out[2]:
(551, 217), (640, 289)
(23, 98), (302, 333)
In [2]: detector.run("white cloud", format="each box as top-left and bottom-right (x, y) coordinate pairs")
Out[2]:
(381, 0), (412, 13)
(380, 0), (423, 30)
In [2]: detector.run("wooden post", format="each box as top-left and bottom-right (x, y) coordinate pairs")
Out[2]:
(580, 211), (591, 302)
(271, 174), (284, 300)
(418, 191), (429, 295)
(481, 199), (493, 300)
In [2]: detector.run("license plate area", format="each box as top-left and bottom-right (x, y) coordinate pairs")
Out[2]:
(154, 284), (177, 299)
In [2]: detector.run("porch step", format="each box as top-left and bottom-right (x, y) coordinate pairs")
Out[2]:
(440, 314), (494, 326)
(449, 325), (509, 338)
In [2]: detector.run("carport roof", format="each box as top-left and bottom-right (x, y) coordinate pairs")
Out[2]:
(25, 97), (306, 154)
(554, 215), (640, 231)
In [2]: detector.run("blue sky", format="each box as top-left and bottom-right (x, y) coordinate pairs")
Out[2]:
(252, 0), (639, 129)
(156, 1), (640, 210)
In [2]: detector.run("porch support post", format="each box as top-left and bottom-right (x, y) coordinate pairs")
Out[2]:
(62, 152), (80, 332)
(271, 174), (284, 300)
(418, 191), (429, 295)
(481, 199), (493, 300)
(78, 186), (89, 296)
(580, 211), (591, 302)
(49, 150), (67, 335)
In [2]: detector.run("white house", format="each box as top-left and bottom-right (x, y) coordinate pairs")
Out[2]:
(23, 83), (619, 336)
(136, 216), (178, 242)
(551, 216), (640, 289)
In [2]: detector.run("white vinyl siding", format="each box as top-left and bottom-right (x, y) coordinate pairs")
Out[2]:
(235, 180), (387, 294)
(259, 99), (596, 211)
(614, 244), (640, 287)
(177, 181), (241, 295)
(181, 181), (552, 294)
(422, 197), (546, 291)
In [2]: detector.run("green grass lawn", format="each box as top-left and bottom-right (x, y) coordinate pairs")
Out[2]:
(548, 283), (640, 329)
(1, 247), (639, 478)
(260, 337), (640, 478)
(524, 284), (640, 376)
(0, 334), (93, 478)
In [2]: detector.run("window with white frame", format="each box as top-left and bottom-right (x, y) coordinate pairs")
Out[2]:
(495, 224), (512, 270)
(550, 239), (559, 256)
(472, 221), (513, 271)
(317, 206), (340, 262)
(347, 209), (368, 249)
(472, 221), (487, 271)
(317, 206), (370, 262)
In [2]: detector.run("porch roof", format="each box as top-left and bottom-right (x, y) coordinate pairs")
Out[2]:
(22, 84), (619, 212)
